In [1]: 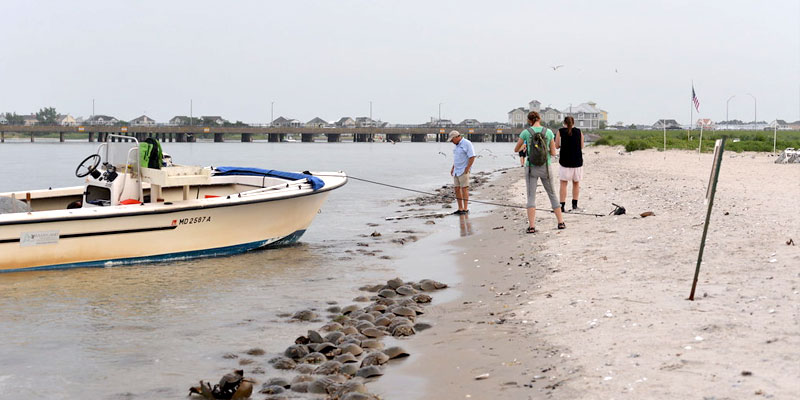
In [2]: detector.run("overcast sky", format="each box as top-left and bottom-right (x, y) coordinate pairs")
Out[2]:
(2, 0), (798, 125)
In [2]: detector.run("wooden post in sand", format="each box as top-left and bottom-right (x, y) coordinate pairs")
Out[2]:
(689, 137), (726, 301)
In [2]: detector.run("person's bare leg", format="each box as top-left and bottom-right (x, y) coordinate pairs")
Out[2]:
(560, 180), (568, 202)
(572, 181), (580, 203)
(454, 186), (463, 211)
(462, 187), (469, 211)
(554, 207), (564, 224)
(520, 157), (525, 167)
(527, 207), (536, 228)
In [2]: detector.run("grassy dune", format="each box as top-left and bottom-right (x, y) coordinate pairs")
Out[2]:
(594, 129), (800, 153)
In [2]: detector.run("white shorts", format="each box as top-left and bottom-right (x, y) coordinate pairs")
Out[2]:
(559, 166), (583, 182)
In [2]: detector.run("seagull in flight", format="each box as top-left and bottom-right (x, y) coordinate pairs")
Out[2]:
(551, 65), (564, 71)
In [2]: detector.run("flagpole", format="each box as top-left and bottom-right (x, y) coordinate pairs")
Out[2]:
(689, 81), (694, 146)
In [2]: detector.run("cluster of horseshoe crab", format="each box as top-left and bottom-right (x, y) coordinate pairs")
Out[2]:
(189, 277), (447, 400)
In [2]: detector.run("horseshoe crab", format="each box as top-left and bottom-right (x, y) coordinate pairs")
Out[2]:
(365, 304), (387, 313)
(325, 331), (345, 344)
(332, 380), (368, 398)
(321, 322), (344, 332)
(378, 289), (397, 298)
(335, 353), (359, 364)
(302, 351), (327, 364)
(412, 293), (432, 303)
(284, 344), (310, 360)
(414, 322), (433, 332)
(360, 327), (385, 338)
(308, 330), (325, 343)
(327, 305), (342, 313)
(308, 375), (347, 394)
(259, 385), (285, 395)
(356, 313), (376, 323)
(391, 306), (417, 318)
(360, 351), (389, 367)
(314, 360), (343, 375)
(341, 305), (360, 315)
(342, 392), (380, 400)
(295, 363), (315, 374)
(374, 316), (392, 327)
(360, 339), (384, 350)
(340, 363), (359, 376)
(356, 320), (375, 332)
(391, 324), (415, 337)
(374, 297), (396, 306)
(265, 377), (291, 388)
(355, 365), (384, 379)
(387, 277), (404, 289)
(292, 309), (318, 321)
(395, 285), (417, 296)
(419, 279), (447, 291)
(291, 381), (310, 393)
(339, 343), (364, 356)
(383, 346), (410, 359)
(342, 326), (359, 335)
(269, 356), (297, 370)
(388, 317), (413, 331)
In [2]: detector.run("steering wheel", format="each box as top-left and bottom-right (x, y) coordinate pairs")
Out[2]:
(75, 154), (102, 178)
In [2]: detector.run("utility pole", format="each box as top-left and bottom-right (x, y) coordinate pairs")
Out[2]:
(746, 93), (757, 127)
(270, 101), (274, 126)
(369, 101), (373, 121)
(190, 99), (193, 125)
(92, 99), (95, 119)
(438, 102), (443, 125)
(726, 95), (736, 129)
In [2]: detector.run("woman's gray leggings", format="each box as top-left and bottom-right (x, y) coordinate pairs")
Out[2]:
(525, 164), (560, 209)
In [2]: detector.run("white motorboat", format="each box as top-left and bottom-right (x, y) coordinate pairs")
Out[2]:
(0, 136), (346, 272)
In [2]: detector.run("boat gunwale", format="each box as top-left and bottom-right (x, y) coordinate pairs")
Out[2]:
(0, 174), (347, 227)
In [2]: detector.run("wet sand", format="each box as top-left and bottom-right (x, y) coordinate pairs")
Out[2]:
(403, 147), (799, 399)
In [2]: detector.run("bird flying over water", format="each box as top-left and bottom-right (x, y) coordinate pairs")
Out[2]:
(437, 151), (447, 157)
(551, 65), (564, 71)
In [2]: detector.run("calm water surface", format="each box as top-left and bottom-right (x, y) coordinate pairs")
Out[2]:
(0, 140), (516, 399)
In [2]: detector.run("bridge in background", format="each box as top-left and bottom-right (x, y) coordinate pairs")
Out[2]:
(0, 125), (521, 143)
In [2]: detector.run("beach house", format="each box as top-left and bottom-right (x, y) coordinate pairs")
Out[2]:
(305, 117), (329, 128)
(652, 119), (681, 129)
(169, 116), (192, 125)
(563, 103), (603, 131)
(130, 115), (156, 126)
(85, 115), (119, 125)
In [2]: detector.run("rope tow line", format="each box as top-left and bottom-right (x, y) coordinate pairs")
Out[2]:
(313, 174), (604, 217)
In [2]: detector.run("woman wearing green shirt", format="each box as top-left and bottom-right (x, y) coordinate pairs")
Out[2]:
(513, 111), (566, 233)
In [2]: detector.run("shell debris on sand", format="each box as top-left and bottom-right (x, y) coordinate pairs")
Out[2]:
(189, 277), (447, 399)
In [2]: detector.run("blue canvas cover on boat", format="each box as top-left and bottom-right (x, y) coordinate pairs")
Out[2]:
(213, 167), (325, 190)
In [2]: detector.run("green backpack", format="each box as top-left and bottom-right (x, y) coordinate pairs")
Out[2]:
(139, 138), (163, 169)
(527, 127), (548, 166)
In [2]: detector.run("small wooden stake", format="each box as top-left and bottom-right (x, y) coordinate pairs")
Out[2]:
(689, 137), (726, 301)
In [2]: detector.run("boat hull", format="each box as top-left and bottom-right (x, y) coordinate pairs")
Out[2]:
(0, 189), (333, 273)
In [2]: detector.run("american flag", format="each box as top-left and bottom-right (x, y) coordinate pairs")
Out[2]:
(691, 85), (700, 112)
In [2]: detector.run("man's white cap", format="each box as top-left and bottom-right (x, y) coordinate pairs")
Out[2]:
(447, 130), (461, 141)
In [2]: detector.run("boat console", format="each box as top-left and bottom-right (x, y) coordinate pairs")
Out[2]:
(79, 135), (212, 208)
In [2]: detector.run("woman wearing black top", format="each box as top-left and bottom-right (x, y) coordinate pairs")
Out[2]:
(555, 116), (584, 212)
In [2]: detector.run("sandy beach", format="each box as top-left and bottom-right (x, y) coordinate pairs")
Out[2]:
(405, 146), (799, 399)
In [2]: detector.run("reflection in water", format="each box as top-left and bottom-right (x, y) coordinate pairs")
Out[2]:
(458, 214), (473, 237)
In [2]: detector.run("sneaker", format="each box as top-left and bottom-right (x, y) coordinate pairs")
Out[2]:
(452, 210), (464, 215)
